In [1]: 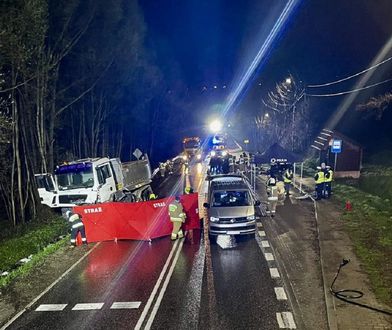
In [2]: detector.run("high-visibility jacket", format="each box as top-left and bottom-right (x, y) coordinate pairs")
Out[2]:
(69, 213), (83, 229)
(267, 186), (278, 201)
(283, 170), (293, 184)
(314, 171), (325, 184)
(325, 169), (333, 182)
(168, 200), (186, 222)
(149, 193), (157, 200)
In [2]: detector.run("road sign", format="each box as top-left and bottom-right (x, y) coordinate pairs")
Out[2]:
(331, 139), (342, 153)
(133, 148), (143, 160)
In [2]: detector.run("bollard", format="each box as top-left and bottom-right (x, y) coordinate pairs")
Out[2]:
(345, 200), (352, 211)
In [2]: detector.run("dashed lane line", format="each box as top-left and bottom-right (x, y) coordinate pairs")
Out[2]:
(261, 240), (270, 248)
(35, 304), (67, 312)
(72, 303), (104, 311)
(276, 312), (297, 329)
(257, 222), (263, 228)
(269, 268), (280, 278)
(258, 230), (266, 237)
(274, 287), (288, 301)
(110, 302), (141, 309)
(265, 253), (275, 261)
(34, 301), (142, 312)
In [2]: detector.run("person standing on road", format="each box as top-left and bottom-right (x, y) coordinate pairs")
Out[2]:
(66, 210), (87, 247)
(266, 176), (279, 217)
(168, 196), (186, 240)
(184, 186), (194, 194)
(283, 167), (293, 196)
(324, 166), (333, 198)
(314, 166), (325, 200)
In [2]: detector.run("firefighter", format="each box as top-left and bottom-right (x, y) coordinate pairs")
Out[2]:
(324, 166), (333, 198)
(314, 166), (325, 200)
(283, 167), (293, 196)
(184, 186), (194, 194)
(66, 210), (87, 247)
(159, 162), (166, 177)
(168, 196), (186, 240)
(266, 176), (279, 216)
(228, 156), (234, 173)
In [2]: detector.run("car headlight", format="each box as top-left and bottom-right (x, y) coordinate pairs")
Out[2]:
(196, 154), (202, 160)
(222, 151), (228, 157)
(210, 151), (216, 157)
(246, 215), (255, 220)
(210, 216), (219, 222)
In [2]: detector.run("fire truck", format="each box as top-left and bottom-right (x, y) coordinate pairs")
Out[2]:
(182, 137), (203, 161)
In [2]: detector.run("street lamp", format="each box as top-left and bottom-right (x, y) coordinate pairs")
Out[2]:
(209, 119), (223, 133)
(285, 77), (292, 85)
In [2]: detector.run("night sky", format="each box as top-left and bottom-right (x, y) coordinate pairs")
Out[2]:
(140, 0), (392, 155)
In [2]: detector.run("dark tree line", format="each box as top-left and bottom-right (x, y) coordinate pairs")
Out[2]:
(0, 0), (179, 226)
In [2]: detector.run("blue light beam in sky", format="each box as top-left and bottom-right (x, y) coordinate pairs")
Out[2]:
(222, 0), (301, 118)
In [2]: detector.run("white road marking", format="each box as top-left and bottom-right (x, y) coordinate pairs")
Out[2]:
(261, 240), (270, 248)
(145, 237), (186, 329)
(258, 230), (266, 237)
(72, 303), (104, 311)
(276, 312), (296, 329)
(274, 287), (288, 300)
(0, 242), (101, 330)
(270, 268), (280, 278)
(35, 304), (67, 312)
(257, 222), (263, 228)
(265, 253), (275, 261)
(110, 302), (141, 309)
(135, 239), (180, 330)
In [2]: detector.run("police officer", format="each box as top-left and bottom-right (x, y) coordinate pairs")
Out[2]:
(66, 210), (87, 247)
(314, 166), (325, 200)
(168, 196), (186, 240)
(283, 167), (293, 196)
(324, 166), (333, 198)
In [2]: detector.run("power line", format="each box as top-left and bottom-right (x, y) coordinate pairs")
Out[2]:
(307, 55), (392, 88)
(305, 77), (392, 97)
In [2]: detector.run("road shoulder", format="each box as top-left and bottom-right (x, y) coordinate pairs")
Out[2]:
(316, 201), (392, 329)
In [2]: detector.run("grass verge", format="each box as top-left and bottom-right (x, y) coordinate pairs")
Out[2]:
(0, 237), (68, 289)
(0, 209), (69, 289)
(333, 183), (392, 306)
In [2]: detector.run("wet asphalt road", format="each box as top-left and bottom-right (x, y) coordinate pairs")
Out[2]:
(5, 159), (296, 330)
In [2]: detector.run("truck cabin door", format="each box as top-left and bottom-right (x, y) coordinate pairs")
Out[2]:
(96, 163), (116, 202)
(34, 174), (57, 207)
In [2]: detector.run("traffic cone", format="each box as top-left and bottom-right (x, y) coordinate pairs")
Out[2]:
(76, 232), (82, 246)
(345, 200), (352, 211)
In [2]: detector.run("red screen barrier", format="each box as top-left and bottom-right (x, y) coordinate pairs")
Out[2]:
(73, 193), (200, 242)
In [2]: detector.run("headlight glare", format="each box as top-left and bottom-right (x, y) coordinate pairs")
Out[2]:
(210, 216), (219, 222)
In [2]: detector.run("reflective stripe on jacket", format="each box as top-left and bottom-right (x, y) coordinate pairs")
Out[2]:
(283, 171), (293, 183)
(314, 171), (325, 184)
(325, 170), (333, 182)
(169, 201), (185, 222)
(69, 213), (83, 229)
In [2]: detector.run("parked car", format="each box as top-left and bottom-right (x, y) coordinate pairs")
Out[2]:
(203, 174), (260, 240)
